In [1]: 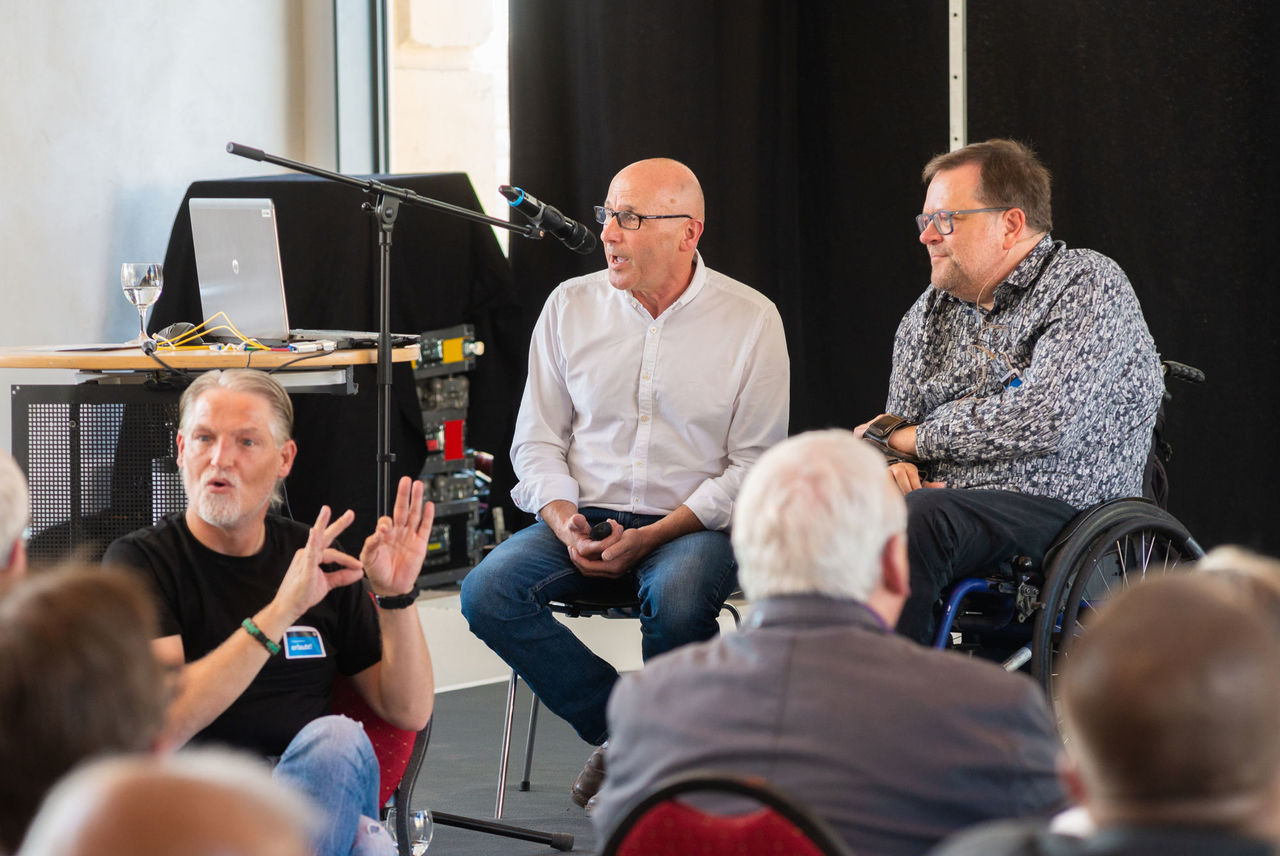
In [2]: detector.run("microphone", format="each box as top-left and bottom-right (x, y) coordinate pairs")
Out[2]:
(499, 186), (597, 255)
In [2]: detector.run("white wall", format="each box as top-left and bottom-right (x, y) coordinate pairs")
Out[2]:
(0, 0), (333, 452)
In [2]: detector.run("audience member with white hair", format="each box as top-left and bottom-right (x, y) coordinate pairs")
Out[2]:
(18, 750), (317, 856)
(592, 429), (1065, 855)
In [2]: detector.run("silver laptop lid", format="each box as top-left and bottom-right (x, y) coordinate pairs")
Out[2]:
(188, 198), (291, 342)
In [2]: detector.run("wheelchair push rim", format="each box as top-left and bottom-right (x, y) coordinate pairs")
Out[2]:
(1030, 503), (1203, 700)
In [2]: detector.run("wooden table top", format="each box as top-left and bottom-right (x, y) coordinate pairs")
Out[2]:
(0, 344), (420, 371)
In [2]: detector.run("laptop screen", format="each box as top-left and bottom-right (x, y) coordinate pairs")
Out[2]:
(188, 197), (291, 343)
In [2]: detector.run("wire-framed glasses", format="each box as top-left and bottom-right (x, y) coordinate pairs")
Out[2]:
(915, 207), (1012, 235)
(594, 206), (694, 231)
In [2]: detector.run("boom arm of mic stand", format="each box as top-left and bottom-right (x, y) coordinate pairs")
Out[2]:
(225, 142), (539, 517)
(226, 142), (543, 239)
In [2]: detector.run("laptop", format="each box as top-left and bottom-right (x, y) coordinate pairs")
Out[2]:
(188, 197), (416, 348)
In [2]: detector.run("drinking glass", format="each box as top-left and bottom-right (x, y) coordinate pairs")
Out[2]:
(121, 262), (163, 346)
(384, 807), (433, 854)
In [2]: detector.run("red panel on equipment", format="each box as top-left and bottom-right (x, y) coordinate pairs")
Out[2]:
(444, 419), (465, 461)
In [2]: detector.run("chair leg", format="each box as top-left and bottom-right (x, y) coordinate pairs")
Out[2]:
(519, 694), (540, 790)
(495, 670), (518, 818)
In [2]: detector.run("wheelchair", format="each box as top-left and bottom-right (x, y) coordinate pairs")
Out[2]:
(928, 360), (1206, 701)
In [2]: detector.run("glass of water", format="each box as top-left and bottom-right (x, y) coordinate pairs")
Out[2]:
(384, 807), (433, 854)
(121, 262), (163, 346)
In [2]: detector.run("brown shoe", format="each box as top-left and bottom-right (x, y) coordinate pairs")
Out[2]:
(570, 743), (606, 807)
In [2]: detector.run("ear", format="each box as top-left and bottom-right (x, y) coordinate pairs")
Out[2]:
(175, 431), (186, 469)
(1058, 751), (1090, 807)
(4, 539), (25, 577)
(882, 532), (909, 596)
(680, 218), (704, 252)
(278, 438), (297, 479)
(1001, 207), (1028, 250)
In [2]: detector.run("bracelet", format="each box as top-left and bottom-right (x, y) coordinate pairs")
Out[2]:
(374, 585), (419, 610)
(241, 618), (281, 655)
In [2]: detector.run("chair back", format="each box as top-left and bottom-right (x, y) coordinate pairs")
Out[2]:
(599, 771), (854, 856)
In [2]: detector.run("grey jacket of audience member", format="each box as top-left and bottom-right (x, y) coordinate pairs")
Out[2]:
(592, 595), (1067, 856)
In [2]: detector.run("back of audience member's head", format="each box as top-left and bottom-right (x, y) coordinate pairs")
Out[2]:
(17, 750), (316, 856)
(0, 566), (167, 854)
(1194, 545), (1280, 638)
(732, 429), (906, 602)
(1060, 574), (1280, 836)
(0, 451), (29, 580)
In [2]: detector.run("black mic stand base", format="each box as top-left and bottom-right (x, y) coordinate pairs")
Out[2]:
(431, 811), (574, 851)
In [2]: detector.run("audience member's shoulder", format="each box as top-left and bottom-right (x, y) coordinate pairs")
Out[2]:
(927, 818), (1070, 856)
(613, 635), (725, 697)
(891, 633), (1047, 708)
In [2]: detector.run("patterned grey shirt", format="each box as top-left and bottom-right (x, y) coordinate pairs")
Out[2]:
(887, 235), (1162, 509)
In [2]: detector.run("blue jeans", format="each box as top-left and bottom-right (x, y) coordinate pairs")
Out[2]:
(274, 715), (394, 856)
(460, 509), (737, 744)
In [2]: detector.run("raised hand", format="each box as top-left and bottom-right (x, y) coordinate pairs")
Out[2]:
(360, 477), (435, 596)
(275, 505), (363, 621)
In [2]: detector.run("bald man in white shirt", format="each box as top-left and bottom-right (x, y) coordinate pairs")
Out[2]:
(461, 158), (789, 806)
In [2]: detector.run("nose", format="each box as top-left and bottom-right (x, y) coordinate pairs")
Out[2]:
(600, 211), (622, 244)
(208, 436), (233, 467)
(919, 217), (942, 245)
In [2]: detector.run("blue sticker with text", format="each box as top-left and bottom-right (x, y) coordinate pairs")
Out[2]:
(284, 626), (326, 660)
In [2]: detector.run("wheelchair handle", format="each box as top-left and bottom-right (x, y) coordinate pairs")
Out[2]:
(1162, 360), (1205, 384)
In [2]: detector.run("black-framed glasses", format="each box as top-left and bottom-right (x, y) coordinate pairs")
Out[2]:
(594, 206), (694, 231)
(915, 207), (1012, 235)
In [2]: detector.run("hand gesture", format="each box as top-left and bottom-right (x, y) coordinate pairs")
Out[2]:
(360, 477), (435, 596)
(275, 505), (363, 621)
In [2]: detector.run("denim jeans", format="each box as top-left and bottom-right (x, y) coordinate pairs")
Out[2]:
(896, 488), (1078, 645)
(273, 715), (394, 856)
(460, 509), (738, 744)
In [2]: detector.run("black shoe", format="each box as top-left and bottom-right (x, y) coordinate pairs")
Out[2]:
(571, 743), (606, 807)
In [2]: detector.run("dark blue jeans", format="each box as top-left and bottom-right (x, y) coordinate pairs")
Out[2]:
(896, 488), (1078, 645)
(460, 509), (737, 744)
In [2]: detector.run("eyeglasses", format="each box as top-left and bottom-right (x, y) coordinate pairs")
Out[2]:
(915, 207), (1012, 235)
(594, 206), (694, 231)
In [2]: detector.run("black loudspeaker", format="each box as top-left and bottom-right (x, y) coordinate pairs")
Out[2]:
(13, 382), (184, 563)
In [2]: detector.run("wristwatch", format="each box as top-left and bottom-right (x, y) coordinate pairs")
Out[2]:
(862, 413), (921, 465)
(374, 585), (419, 610)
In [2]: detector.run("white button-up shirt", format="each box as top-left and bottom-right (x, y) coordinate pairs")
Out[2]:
(510, 253), (789, 531)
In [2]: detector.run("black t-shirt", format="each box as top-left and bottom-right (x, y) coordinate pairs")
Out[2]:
(104, 513), (382, 756)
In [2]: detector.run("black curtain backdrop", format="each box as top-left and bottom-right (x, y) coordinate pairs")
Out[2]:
(508, 2), (1278, 552)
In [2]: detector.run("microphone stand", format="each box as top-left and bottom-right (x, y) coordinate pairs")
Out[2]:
(226, 142), (544, 519)
(226, 144), (573, 852)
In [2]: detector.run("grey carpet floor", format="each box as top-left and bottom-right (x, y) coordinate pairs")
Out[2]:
(406, 680), (600, 855)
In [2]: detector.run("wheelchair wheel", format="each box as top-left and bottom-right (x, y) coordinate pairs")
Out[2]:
(1030, 499), (1203, 698)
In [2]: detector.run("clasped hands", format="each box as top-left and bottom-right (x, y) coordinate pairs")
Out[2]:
(854, 415), (946, 496)
(274, 476), (435, 620)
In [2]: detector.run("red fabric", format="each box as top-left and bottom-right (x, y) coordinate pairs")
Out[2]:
(615, 800), (830, 856)
(331, 677), (414, 807)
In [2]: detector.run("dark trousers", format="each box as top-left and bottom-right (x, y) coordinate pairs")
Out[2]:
(896, 488), (1078, 645)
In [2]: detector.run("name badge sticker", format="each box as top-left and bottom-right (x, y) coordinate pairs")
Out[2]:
(283, 626), (327, 660)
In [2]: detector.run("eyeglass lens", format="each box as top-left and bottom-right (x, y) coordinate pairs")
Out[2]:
(916, 211), (954, 235)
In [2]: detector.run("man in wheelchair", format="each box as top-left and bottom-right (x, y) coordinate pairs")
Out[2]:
(857, 139), (1163, 645)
